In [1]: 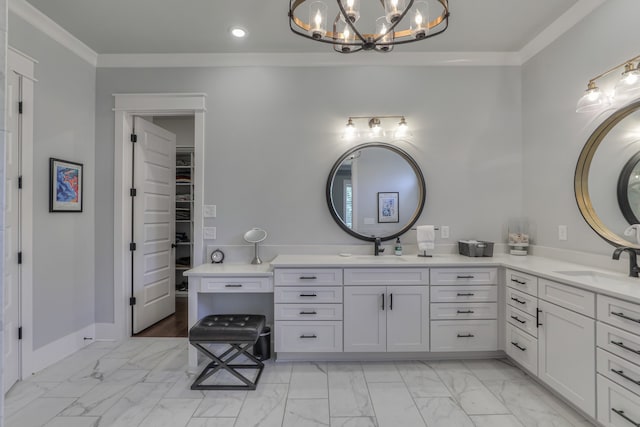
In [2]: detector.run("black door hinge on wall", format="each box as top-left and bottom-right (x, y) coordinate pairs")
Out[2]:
(130, 243), (136, 251)
(18, 327), (22, 340)
(130, 134), (138, 143)
(18, 176), (22, 189)
(130, 188), (137, 197)
(18, 252), (22, 264)
(18, 102), (23, 114)
(129, 297), (136, 306)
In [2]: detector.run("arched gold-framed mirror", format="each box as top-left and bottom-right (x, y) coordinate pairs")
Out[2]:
(575, 99), (640, 249)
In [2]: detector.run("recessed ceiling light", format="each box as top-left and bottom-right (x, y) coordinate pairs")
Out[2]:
(230, 27), (247, 38)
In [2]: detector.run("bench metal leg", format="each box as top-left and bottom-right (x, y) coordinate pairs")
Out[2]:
(190, 342), (265, 390)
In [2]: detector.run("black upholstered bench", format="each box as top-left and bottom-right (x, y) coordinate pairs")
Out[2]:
(189, 314), (266, 390)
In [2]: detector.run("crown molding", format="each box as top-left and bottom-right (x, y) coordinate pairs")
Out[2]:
(518, 0), (606, 64)
(97, 51), (521, 68)
(9, 0), (98, 66)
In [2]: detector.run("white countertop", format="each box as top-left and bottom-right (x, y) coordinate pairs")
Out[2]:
(184, 263), (273, 277)
(270, 253), (640, 304)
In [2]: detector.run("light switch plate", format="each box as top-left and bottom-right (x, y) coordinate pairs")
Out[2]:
(558, 225), (567, 241)
(204, 227), (216, 240)
(203, 205), (217, 218)
(441, 226), (450, 239)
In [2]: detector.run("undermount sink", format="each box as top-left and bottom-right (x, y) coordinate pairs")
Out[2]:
(553, 270), (632, 286)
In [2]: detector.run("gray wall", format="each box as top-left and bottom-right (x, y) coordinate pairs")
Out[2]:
(522, 0), (640, 255)
(8, 13), (96, 349)
(95, 65), (522, 322)
(0, 0), (6, 422)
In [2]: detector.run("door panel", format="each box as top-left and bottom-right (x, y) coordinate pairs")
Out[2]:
(344, 286), (386, 352)
(386, 286), (429, 352)
(132, 117), (176, 333)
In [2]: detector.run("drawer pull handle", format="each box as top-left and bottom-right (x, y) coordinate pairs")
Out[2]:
(300, 335), (317, 339)
(612, 408), (640, 427)
(511, 296), (526, 305)
(612, 311), (640, 324)
(537, 308), (543, 327)
(457, 333), (475, 338)
(300, 293), (317, 297)
(389, 293), (393, 310)
(511, 278), (526, 285)
(511, 342), (526, 352)
(299, 311), (317, 315)
(611, 340), (640, 355)
(457, 293), (475, 297)
(457, 275), (475, 279)
(382, 293), (385, 311)
(510, 315), (526, 324)
(457, 310), (475, 314)
(225, 284), (243, 288)
(299, 276), (317, 280)
(611, 369), (640, 386)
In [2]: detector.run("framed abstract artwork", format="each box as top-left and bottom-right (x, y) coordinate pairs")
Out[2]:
(50, 158), (83, 212)
(378, 192), (399, 223)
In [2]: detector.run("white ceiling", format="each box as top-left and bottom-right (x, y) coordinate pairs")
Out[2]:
(22, 0), (583, 55)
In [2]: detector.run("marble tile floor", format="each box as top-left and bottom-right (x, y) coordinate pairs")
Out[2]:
(5, 338), (596, 427)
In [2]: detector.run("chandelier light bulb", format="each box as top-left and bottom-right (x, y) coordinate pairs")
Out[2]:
(376, 17), (394, 50)
(309, 1), (327, 39)
(411, 1), (429, 39)
(341, 0), (360, 22)
(384, 0), (405, 23)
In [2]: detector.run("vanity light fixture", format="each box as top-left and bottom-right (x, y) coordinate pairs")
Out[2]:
(577, 53), (640, 112)
(288, 0), (449, 53)
(342, 115), (410, 140)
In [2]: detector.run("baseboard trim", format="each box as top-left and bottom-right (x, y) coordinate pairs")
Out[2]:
(274, 350), (505, 362)
(28, 324), (96, 375)
(94, 322), (121, 342)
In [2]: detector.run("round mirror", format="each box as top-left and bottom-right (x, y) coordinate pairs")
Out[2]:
(575, 99), (640, 248)
(243, 228), (268, 243)
(326, 142), (426, 241)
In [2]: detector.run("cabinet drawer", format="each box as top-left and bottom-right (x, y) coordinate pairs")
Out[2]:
(506, 287), (538, 317)
(200, 277), (273, 293)
(343, 268), (429, 285)
(274, 268), (343, 286)
(506, 305), (538, 338)
(430, 286), (497, 303)
(597, 348), (640, 397)
(505, 269), (538, 297)
(505, 323), (538, 375)
(598, 295), (640, 336)
(430, 302), (497, 320)
(275, 303), (343, 321)
(538, 278), (595, 317)
(275, 321), (342, 352)
(598, 322), (640, 367)
(597, 374), (640, 427)
(274, 286), (342, 303)
(430, 268), (497, 286)
(430, 320), (497, 351)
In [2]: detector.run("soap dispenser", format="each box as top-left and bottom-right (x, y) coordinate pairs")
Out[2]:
(394, 238), (403, 256)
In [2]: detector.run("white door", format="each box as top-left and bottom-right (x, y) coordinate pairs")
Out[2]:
(4, 70), (22, 392)
(386, 286), (429, 352)
(344, 286), (386, 352)
(538, 300), (596, 418)
(132, 117), (176, 333)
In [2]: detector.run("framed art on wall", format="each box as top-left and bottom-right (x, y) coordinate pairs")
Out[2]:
(378, 192), (399, 223)
(50, 158), (83, 212)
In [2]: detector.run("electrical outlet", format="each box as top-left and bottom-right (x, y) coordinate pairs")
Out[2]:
(203, 227), (216, 240)
(441, 226), (450, 239)
(203, 205), (217, 218)
(558, 225), (568, 241)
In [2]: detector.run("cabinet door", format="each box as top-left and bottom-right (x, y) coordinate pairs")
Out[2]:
(386, 286), (429, 352)
(344, 286), (386, 352)
(538, 300), (595, 418)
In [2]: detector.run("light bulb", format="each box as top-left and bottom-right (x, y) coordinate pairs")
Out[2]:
(309, 1), (327, 39)
(614, 63), (640, 104)
(230, 27), (247, 38)
(576, 81), (610, 113)
(395, 118), (409, 138)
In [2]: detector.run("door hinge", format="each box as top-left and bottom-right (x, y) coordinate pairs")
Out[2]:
(129, 242), (136, 251)
(129, 297), (136, 306)
(18, 176), (22, 189)
(130, 133), (137, 143)
(18, 252), (22, 264)
(18, 101), (23, 114)
(18, 327), (22, 340)
(130, 188), (137, 197)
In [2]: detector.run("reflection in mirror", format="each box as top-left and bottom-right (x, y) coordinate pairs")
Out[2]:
(617, 151), (640, 225)
(327, 142), (425, 242)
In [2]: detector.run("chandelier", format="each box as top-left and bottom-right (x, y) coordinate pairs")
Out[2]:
(288, 0), (450, 53)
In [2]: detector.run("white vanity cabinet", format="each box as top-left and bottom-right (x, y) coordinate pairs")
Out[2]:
(274, 268), (344, 353)
(343, 268), (429, 352)
(596, 294), (640, 427)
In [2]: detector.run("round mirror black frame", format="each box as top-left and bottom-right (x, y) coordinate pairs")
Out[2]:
(326, 142), (426, 242)
(575, 99), (640, 249)
(617, 151), (640, 225)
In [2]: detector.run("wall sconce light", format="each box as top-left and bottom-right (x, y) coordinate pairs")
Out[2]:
(577, 53), (640, 113)
(342, 115), (411, 140)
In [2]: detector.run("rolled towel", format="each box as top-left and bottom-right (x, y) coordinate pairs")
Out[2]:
(417, 225), (435, 250)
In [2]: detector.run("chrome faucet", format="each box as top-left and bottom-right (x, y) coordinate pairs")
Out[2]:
(374, 238), (385, 256)
(613, 247), (640, 278)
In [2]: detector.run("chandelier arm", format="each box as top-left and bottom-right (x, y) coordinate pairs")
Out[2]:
(380, 19), (449, 46)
